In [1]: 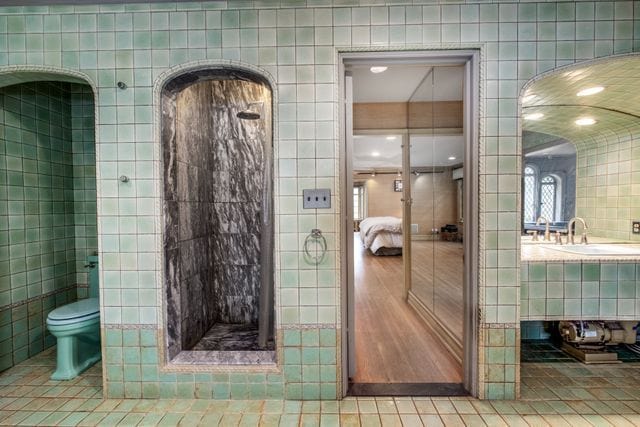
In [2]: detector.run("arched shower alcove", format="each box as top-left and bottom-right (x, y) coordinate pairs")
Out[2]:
(162, 68), (275, 364)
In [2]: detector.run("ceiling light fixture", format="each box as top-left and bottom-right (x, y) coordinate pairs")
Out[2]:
(577, 86), (604, 97)
(524, 112), (544, 121)
(371, 151), (380, 157)
(370, 66), (388, 74)
(575, 117), (596, 126)
(564, 69), (585, 78)
(448, 156), (456, 161)
(414, 171), (420, 177)
(386, 136), (397, 140)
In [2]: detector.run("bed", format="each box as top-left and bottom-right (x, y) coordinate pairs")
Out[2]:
(359, 216), (403, 256)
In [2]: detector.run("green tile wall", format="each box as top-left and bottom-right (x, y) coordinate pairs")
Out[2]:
(0, 81), (97, 372)
(576, 130), (640, 241)
(521, 260), (640, 320)
(483, 326), (518, 400)
(70, 85), (98, 296)
(102, 327), (337, 400)
(0, 0), (636, 400)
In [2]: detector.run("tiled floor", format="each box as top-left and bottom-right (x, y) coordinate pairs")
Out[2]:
(521, 340), (640, 364)
(2, 349), (640, 426)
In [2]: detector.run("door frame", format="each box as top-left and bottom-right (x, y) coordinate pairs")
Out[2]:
(338, 49), (480, 397)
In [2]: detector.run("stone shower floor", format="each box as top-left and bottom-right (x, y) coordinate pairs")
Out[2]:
(190, 323), (275, 351)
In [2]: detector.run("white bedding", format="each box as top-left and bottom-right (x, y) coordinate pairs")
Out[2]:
(359, 216), (403, 255)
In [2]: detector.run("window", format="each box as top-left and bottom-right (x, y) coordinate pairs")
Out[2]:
(523, 164), (562, 222)
(523, 166), (537, 223)
(353, 184), (365, 220)
(540, 175), (557, 221)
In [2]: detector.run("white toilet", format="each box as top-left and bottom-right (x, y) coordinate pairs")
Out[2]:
(46, 256), (101, 380)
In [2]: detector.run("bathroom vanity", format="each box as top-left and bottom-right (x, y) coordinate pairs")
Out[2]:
(520, 89), (640, 325)
(521, 237), (640, 320)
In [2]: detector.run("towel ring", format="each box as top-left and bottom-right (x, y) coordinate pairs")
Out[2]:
(303, 229), (327, 265)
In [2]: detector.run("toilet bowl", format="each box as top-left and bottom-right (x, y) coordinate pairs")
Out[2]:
(46, 256), (101, 380)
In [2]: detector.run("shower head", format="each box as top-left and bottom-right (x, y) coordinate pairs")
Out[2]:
(237, 101), (263, 120)
(237, 111), (261, 120)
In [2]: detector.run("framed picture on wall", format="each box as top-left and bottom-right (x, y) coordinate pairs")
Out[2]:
(394, 180), (403, 192)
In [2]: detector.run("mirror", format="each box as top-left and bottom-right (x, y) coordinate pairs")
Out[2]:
(521, 55), (640, 246)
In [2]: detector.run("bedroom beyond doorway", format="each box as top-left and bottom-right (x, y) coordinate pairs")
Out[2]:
(341, 51), (479, 396)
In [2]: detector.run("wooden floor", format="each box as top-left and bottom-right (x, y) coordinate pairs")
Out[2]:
(410, 240), (464, 340)
(353, 235), (463, 384)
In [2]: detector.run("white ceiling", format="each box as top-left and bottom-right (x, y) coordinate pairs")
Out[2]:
(521, 56), (640, 145)
(353, 134), (464, 169)
(349, 65), (464, 103)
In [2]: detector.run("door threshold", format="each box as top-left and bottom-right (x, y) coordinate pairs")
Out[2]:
(348, 382), (467, 396)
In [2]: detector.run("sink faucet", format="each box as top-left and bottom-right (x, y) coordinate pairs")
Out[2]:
(535, 216), (551, 241)
(568, 217), (588, 245)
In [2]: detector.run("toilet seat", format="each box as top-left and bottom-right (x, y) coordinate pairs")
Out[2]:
(47, 298), (100, 326)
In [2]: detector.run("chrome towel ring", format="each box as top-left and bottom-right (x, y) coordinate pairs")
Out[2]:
(303, 229), (327, 265)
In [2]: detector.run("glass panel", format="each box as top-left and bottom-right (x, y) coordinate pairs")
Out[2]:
(407, 65), (465, 348)
(409, 66), (436, 312)
(432, 66), (464, 343)
(410, 137), (435, 311)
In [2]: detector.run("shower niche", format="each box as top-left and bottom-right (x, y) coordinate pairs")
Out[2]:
(162, 69), (274, 364)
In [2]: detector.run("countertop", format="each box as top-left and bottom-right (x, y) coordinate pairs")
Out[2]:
(521, 236), (640, 262)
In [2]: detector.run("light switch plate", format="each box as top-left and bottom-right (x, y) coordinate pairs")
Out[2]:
(633, 221), (640, 234)
(303, 189), (331, 209)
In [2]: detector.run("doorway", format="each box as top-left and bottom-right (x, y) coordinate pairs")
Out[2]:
(340, 51), (479, 397)
(0, 75), (98, 371)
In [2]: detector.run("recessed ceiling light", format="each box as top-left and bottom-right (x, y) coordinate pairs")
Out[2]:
(370, 66), (388, 74)
(564, 69), (585, 78)
(386, 136), (397, 140)
(448, 156), (456, 161)
(577, 86), (604, 97)
(575, 117), (596, 126)
(371, 151), (380, 157)
(522, 94), (537, 104)
(524, 112), (544, 121)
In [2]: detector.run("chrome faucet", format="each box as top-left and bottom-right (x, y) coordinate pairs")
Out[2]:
(536, 216), (551, 241)
(567, 217), (588, 245)
(536, 216), (551, 242)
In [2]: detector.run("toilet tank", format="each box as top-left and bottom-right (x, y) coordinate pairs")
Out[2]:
(86, 255), (99, 299)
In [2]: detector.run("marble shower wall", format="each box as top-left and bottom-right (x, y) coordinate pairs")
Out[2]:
(163, 74), (272, 357)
